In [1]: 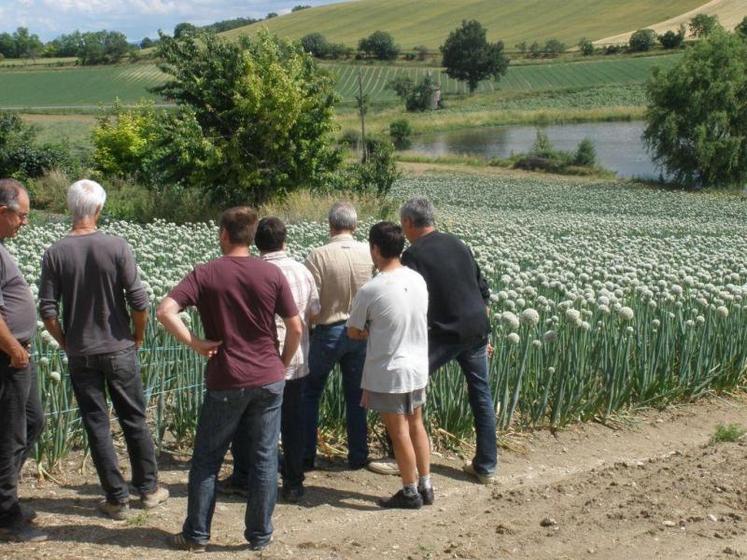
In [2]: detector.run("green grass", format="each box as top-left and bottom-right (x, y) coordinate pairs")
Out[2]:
(222, 0), (706, 49)
(711, 423), (747, 444)
(0, 54), (679, 109)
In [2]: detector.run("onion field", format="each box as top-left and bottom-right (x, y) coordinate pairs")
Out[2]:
(12, 174), (747, 471)
(0, 54), (681, 109)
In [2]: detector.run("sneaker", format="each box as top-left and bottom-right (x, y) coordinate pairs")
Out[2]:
(98, 499), (130, 520)
(462, 462), (496, 485)
(0, 520), (47, 543)
(168, 533), (207, 553)
(377, 489), (423, 510)
(141, 486), (170, 509)
(19, 502), (37, 523)
(216, 477), (249, 498)
(249, 537), (272, 551)
(419, 485), (435, 506)
(366, 458), (400, 476)
(281, 485), (304, 504)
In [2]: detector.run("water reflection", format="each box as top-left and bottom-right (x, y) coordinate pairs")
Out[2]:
(409, 121), (662, 179)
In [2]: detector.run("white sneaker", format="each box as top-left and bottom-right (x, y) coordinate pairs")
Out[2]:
(366, 458), (400, 476)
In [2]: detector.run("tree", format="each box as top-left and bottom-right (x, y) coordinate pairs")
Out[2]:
(300, 33), (329, 57)
(0, 33), (13, 58)
(266, 12), (278, 19)
(140, 37), (156, 49)
(543, 39), (566, 57)
(78, 31), (130, 65)
(292, 5), (311, 11)
(358, 31), (400, 60)
(629, 29), (657, 52)
(644, 31), (747, 187)
(174, 23), (197, 38)
(658, 29), (685, 49)
(150, 30), (340, 206)
(736, 16), (747, 39)
(389, 119), (412, 149)
(440, 20), (509, 93)
(92, 101), (158, 177)
(689, 14), (721, 38)
(578, 38), (595, 56)
(12, 27), (43, 59)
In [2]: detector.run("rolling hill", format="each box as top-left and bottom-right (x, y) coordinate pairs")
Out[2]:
(221, 0), (711, 49)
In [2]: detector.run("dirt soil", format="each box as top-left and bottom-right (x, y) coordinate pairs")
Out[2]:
(5, 394), (747, 560)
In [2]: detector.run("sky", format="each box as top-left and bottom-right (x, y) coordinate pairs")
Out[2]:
(0, 0), (346, 42)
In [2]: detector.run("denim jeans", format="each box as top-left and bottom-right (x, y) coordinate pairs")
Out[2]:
(230, 377), (306, 490)
(0, 356), (44, 528)
(183, 380), (284, 547)
(303, 323), (368, 469)
(68, 345), (158, 504)
(429, 336), (498, 475)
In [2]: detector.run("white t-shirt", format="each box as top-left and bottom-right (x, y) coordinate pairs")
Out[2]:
(347, 266), (429, 393)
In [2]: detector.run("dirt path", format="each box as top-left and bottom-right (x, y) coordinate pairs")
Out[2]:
(5, 395), (747, 559)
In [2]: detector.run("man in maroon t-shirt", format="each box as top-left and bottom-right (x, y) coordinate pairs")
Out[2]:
(157, 207), (302, 552)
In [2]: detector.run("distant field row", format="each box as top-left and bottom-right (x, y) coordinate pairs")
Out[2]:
(0, 54), (680, 109)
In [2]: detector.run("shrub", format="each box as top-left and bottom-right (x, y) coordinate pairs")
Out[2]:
(689, 14), (721, 38)
(389, 119), (412, 150)
(543, 39), (566, 57)
(604, 44), (623, 55)
(387, 74), (440, 112)
(735, 16), (747, 39)
(573, 138), (597, 166)
(300, 33), (329, 58)
(344, 137), (400, 197)
(358, 31), (399, 60)
(658, 29), (685, 49)
(530, 130), (557, 159)
(578, 38), (594, 56)
(629, 29), (657, 52)
(92, 101), (158, 178)
(711, 423), (746, 444)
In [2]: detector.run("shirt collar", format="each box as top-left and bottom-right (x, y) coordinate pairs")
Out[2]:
(330, 233), (354, 243)
(261, 250), (288, 261)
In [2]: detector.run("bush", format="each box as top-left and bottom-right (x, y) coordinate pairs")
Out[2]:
(543, 39), (566, 57)
(578, 38), (594, 56)
(389, 119), (412, 150)
(300, 33), (329, 58)
(604, 44), (623, 55)
(92, 101), (158, 178)
(573, 138), (597, 166)
(689, 14), (721, 38)
(658, 29), (685, 49)
(735, 16), (747, 39)
(530, 130), (558, 159)
(358, 31), (399, 60)
(344, 137), (400, 197)
(644, 31), (747, 187)
(387, 74), (440, 112)
(629, 29), (657, 52)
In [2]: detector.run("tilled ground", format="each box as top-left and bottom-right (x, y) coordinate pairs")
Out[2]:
(4, 394), (747, 560)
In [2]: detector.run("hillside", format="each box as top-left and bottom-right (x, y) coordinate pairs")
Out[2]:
(221, 0), (709, 49)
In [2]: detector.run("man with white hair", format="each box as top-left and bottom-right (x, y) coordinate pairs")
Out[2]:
(302, 202), (373, 471)
(39, 180), (168, 520)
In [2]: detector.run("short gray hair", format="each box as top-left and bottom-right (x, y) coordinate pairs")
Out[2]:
(400, 197), (435, 228)
(68, 180), (107, 222)
(328, 202), (357, 231)
(0, 179), (26, 211)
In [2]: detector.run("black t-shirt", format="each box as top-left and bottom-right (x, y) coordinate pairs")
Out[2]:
(402, 231), (490, 344)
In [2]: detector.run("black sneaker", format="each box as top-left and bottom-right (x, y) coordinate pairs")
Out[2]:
(377, 489), (423, 510)
(249, 537), (272, 551)
(419, 486), (434, 506)
(282, 485), (304, 504)
(0, 520), (47, 543)
(19, 502), (37, 523)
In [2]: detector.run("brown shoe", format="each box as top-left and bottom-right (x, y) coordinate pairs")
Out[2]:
(141, 486), (169, 509)
(0, 520), (48, 542)
(98, 499), (130, 520)
(168, 533), (207, 553)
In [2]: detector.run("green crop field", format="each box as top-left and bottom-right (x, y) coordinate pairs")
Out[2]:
(222, 0), (707, 49)
(0, 54), (680, 109)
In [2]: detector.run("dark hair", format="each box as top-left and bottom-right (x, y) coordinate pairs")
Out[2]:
(369, 221), (405, 259)
(219, 206), (259, 246)
(0, 179), (26, 211)
(255, 216), (287, 252)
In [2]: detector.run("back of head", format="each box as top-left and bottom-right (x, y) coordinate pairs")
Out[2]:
(369, 221), (405, 259)
(220, 207), (259, 246)
(0, 179), (26, 211)
(400, 197), (435, 228)
(68, 180), (107, 222)
(328, 202), (357, 232)
(255, 216), (287, 253)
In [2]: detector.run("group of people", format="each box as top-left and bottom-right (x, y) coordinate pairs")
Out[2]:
(0, 177), (498, 552)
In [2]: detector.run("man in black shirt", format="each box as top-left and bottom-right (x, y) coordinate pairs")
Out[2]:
(400, 197), (497, 483)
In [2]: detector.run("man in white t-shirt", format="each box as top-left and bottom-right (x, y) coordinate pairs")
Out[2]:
(347, 222), (432, 509)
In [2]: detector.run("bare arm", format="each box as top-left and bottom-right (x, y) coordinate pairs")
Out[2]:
(42, 317), (66, 352)
(346, 326), (369, 341)
(131, 308), (148, 348)
(156, 297), (221, 358)
(0, 315), (29, 368)
(280, 314), (303, 368)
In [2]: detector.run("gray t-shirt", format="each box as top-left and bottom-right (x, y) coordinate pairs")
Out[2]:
(0, 243), (36, 343)
(39, 231), (149, 357)
(347, 266), (429, 394)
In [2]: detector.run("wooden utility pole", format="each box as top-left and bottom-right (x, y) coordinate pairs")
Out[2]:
(356, 71), (368, 163)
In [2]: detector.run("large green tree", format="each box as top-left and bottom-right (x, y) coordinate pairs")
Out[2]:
(150, 30), (340, 206)
(644, 31), (747, 187)
(440, 20), (509, 94)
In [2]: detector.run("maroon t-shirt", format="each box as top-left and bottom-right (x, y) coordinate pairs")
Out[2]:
(169, 256), (298, 390)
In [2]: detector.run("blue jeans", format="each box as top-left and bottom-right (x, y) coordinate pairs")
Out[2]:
(182, 380), (284, 547)
(303, 323), (368, 469)
(429, 336), (498, 475)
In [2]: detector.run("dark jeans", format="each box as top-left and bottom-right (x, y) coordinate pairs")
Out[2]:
(430, 336), (498, 475)
(68, 345), (158, 504)
(0, 356), (44, 527)
(183, 380), (284, 547)
(231, 377), (305, 490)
(303, 323), (368, 469)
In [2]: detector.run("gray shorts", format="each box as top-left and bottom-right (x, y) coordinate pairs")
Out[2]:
(363, 388), (426, 415)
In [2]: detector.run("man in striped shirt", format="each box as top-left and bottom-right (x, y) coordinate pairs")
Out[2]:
(220, 217), (321, 503)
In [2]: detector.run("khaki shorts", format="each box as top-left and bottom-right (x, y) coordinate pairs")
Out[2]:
(362, 388), (426, 415)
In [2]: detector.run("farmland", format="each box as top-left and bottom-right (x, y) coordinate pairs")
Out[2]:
(222, 0), (708, 49)
(13, 173), (747, 471)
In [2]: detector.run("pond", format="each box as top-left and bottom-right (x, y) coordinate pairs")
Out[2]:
(408, 121), (663, 179)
